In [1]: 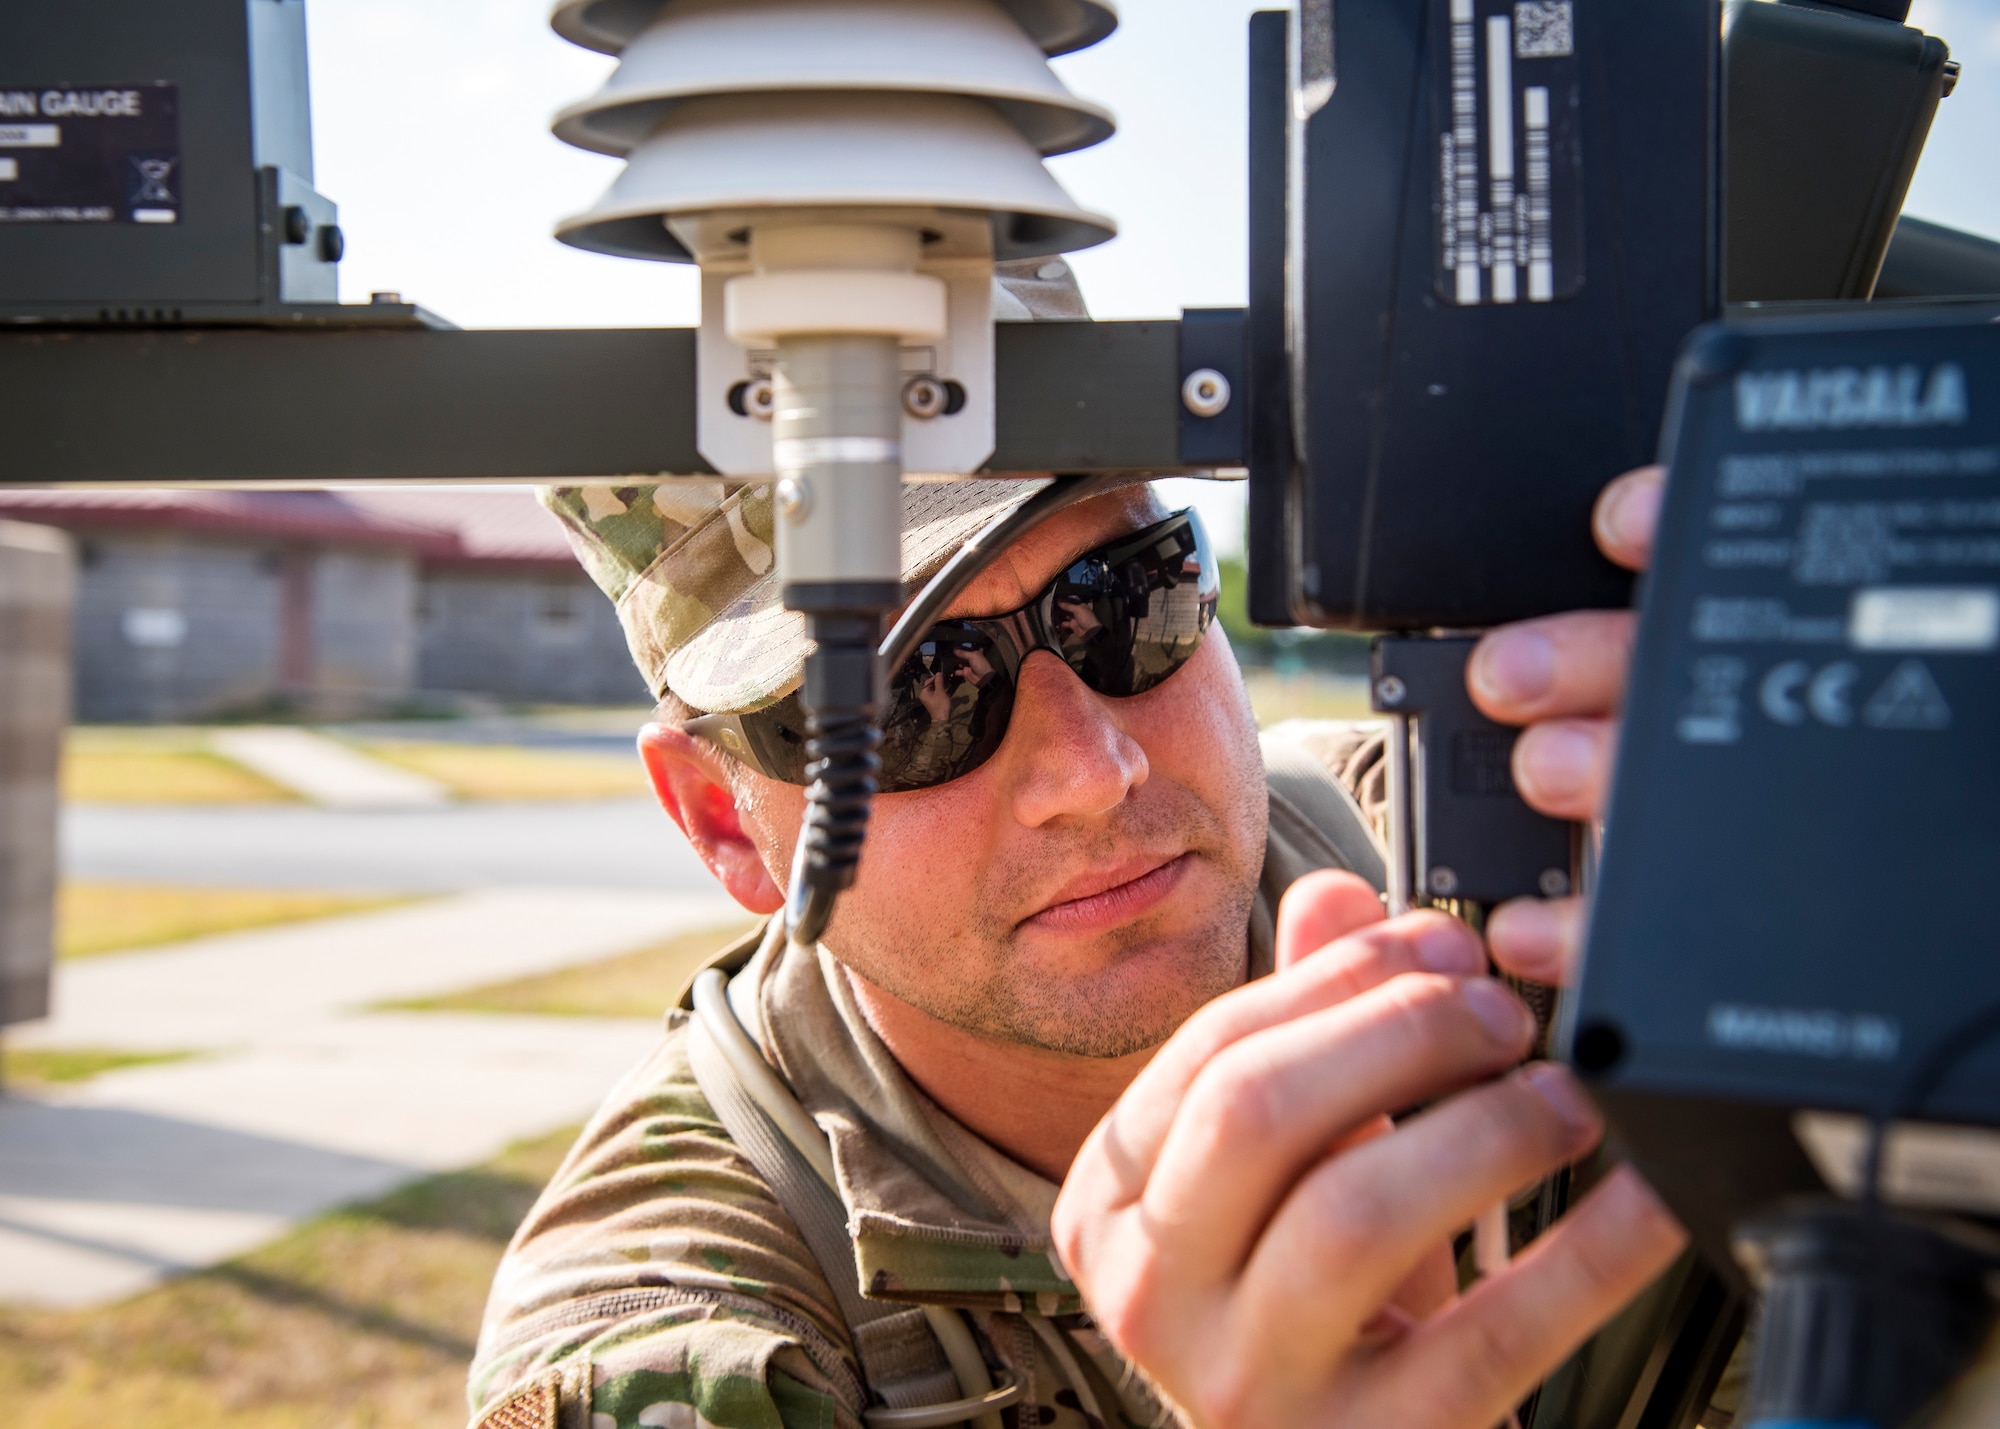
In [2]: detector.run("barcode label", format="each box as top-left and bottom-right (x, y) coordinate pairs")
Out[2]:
(1434, 0), (1583, 306)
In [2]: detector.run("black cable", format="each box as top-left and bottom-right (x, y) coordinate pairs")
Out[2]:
(1861, 998), (2000, 1208)
(785, 473), (1124, 947)
(1736, 1008), (2000, 1429)
(788, 613), (886, 946)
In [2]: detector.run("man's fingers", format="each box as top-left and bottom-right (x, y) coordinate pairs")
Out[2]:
(1593, 466), (1664, 573)
(1511, 716), (1615, 821)
(1276, 869), (1389, 971)
(1141, 975), (1538, 1288)
(1079, 913), (1487, 1197)
(1233, 1064), (1604, 1362)
(1467, 465), (1657, 726)
(1365, 1166), (1687, 1429)
(1487, 895), (1584, 986)
(1468, 611), (1635, 727)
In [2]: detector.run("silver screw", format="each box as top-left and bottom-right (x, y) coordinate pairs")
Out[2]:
(1375, 675), (1407, 708)
(744, 376), (776, 421)
(903, 375), (947, 420)
(776, 477), (812, 522)
(1428, 866), (1460, 897)
(1181, 368), (1232, 419)
(369, 290), (402, 305)
(1943, 59), (1961, 97)
(1538, 868), (1571, 898)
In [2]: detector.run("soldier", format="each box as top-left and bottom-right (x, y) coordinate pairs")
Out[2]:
(466, 268), (1681, 1429)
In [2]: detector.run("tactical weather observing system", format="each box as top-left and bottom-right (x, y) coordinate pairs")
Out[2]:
(4, 0), (2000, 1425)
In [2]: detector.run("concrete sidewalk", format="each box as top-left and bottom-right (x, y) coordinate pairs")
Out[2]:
(0, 1013), (665, 1306)
(10, 885), (738, 1052)
(210, 726), (451, 808)
(0, 885), (744, 1307)
(63, 797), (701, 892)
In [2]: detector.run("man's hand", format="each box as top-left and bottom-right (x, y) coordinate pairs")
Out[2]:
(1050, 466), (1681, 1428)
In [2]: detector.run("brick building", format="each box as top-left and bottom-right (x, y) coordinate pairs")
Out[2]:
(0, 489), (644, 721)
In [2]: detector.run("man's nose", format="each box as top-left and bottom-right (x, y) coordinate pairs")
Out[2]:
(999, 651), (1148, 826)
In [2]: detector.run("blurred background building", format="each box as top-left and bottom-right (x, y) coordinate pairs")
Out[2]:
(0, 489), (644, 720)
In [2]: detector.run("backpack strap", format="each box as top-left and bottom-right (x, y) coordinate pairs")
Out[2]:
(1261, 730), (1388, 894)
(685, 963), (1018, 1429)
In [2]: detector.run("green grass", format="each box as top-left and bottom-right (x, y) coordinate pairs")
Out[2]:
(1241, 668), (1377, 725)
(346, 740), (650, 801)
(64, 724), (654, 804)
(0, 1126), (577, 1429)
(0, 1046), (200, 1088)
(63, 728), (295, 804)
(59, 882), (422, 960)
(382, 919), (759, 1019)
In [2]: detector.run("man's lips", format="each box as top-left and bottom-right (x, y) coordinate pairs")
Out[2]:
(1021, 853), (1191, 934)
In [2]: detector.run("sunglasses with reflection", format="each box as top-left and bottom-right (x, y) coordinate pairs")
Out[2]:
(684, 509), (1218, 794)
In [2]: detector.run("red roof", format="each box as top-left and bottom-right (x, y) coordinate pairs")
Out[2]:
(0, 488), (580, 570)
(337, 489), (577, 565)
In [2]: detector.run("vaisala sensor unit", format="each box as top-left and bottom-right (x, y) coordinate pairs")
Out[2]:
(1570, 305), (2000, 1274)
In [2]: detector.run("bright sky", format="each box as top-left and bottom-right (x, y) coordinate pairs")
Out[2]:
(305, 0), (2000, 547)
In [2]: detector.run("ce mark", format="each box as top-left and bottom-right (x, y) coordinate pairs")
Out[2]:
(1759, 660), (1858, 727)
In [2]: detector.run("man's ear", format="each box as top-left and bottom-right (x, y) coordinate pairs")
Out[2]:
(637, 723), (784, 914)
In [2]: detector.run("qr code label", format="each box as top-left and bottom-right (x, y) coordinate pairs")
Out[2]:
(1514, 1), (1574, 57)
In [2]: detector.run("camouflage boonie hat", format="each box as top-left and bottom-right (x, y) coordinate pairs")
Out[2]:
(543, 260), (1162, 714)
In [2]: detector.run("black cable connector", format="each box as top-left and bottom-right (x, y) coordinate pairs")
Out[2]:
(788, 613), (884, 947)
(782, 475), (1117, 948)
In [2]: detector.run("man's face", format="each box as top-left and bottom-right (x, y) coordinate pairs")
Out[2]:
(730, 487), (1270, 1058)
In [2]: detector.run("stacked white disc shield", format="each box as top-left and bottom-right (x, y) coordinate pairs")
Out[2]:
(549, 0), (1119, 477)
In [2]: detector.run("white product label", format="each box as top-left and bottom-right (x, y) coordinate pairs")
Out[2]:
(1435, 0), (1581, 305)
(1795, 1111), (2000, 1217)
(1850, 586), (2000, 652)
(0, 124), (60, 148)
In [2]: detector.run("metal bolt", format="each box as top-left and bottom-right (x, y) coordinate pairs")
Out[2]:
(318, 224), (346, 263)
(282, 205), (311, 245)
(903, 374), (947, 420)
(1375, 674), (1407, 708)
(369, 290), (403, 305)
(729, 377), (775, 420)
(1428, 866), (1460, 897)
(1181, 368), (1232, 419)
(776, 477), (811, 522)
(1538, 868), (1571, 898)
(1943, 59), (1961, 97)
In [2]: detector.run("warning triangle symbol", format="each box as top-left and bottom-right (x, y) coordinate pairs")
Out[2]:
(1863, 660), (1952, 730)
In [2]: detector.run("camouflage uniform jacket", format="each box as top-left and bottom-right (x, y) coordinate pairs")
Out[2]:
(467, 723), (1386, 1429)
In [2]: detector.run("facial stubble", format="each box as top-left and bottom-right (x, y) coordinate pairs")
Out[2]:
(858, 780), (1268, 1059)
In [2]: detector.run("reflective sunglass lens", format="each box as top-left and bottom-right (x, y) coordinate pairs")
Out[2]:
(878, 631), (1015, 792)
